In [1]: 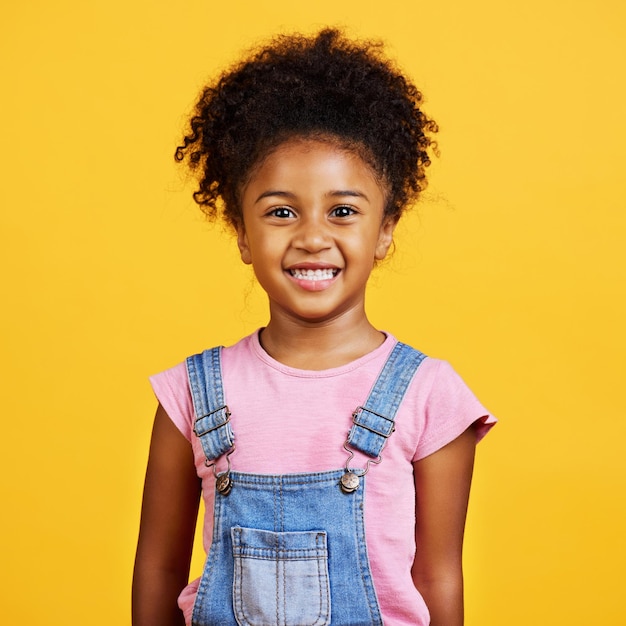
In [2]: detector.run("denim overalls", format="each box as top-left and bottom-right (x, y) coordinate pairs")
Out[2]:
(186, 342), (427, 626)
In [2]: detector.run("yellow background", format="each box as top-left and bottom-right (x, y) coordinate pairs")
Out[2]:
(1, 1), (624, 624)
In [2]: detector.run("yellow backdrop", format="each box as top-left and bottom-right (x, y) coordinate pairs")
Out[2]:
(1, 1), (625, 624)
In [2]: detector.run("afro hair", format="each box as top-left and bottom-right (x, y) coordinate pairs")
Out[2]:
(175, 28), (438, 228)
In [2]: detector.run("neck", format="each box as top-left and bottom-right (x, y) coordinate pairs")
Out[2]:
(259, 307), (385, 370)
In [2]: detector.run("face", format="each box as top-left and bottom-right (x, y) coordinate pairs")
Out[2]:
(237, 138), (395, 325)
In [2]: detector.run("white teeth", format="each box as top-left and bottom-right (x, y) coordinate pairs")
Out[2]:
(290, 268), (338, 281)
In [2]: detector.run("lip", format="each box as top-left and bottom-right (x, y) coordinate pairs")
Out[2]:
(284, 263), (341, 292)
(285, 262), (340, 271)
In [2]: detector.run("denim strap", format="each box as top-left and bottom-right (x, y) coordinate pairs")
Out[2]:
(346, 342), (427, 458)
(186, 347), (234, 462)
(187, 341), (426, 463)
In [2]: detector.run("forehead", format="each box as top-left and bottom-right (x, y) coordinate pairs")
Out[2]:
(243, 137), (388, 197)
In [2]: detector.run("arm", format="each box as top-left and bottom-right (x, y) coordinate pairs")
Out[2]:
(411, 426), (476, 626)
(132, 403), (201, 626)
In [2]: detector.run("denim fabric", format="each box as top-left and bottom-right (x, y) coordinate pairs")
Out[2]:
(191, 470), (380, 626)
(187, 348), (234, 461)
(231, 527), (330, 625)
(346, 343), (427, 457)
(187, 342), (427, 626)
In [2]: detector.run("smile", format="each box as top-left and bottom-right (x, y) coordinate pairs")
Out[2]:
(288, 268), (339, 281)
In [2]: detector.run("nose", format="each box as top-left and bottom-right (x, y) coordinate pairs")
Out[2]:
(292, 214), (332, 253)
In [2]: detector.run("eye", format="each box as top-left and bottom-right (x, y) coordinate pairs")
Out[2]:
(330, 205), (357, 218)
(268, 207), (295, 219)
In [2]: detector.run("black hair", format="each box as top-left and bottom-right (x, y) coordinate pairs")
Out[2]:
(175, 28), (438, 228)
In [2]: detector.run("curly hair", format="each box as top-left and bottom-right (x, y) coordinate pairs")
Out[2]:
(175, 28), (438, 228)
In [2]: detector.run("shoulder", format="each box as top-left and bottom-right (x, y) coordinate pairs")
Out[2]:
(153, 332), (258, 386)
(149, 361), (194, 441)
(147, 332), (257, 441)
(391, 350), (496, 461)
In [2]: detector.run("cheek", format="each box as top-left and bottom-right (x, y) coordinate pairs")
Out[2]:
(247, 235), (284, 270)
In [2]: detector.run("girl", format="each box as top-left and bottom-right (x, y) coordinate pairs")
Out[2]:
(132, 29), (495, 626)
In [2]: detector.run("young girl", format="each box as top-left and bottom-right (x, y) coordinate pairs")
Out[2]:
(132, 29), (495, 626)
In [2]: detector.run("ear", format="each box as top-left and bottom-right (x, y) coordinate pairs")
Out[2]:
(236, 222), (252, 265)
(374, 217), (397, 261)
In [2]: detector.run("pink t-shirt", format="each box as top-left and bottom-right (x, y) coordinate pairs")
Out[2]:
(150, 331), (496, 625)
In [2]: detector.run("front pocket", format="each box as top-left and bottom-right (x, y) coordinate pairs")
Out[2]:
(231, 526), (330, 626)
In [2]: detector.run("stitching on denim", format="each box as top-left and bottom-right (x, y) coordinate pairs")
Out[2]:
(279, 477), (284, 532)
(281, 531), (286, 625)
(273, 481), (278, 534)
(192, 485), (226, 624)
(354, 487), (371, 619)
(279, 479), (284, 626)
(313, 532), (329, 626)
(234, 550), (327, 558)
(233, 529), (241, 623)
(233, 528), (256, 626)
(352, 480), (383, 624)
(274, 528), (280, 625)
(229, 470), (345, 488)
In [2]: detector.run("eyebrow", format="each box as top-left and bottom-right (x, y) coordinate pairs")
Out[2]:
(254, 189), (370, 203)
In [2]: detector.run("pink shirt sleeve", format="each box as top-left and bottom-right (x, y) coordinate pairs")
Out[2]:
(413, 359), (496, 461)
(149, 362), (194, 442)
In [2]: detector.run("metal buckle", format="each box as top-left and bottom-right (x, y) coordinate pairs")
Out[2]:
(340, 440), (382, 494)
(192, 405), (231, 437)
(351, 406), (395, 438)
(204, 445), (236, 496)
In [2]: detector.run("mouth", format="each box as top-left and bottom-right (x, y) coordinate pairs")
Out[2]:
(288, 268), (340, 281)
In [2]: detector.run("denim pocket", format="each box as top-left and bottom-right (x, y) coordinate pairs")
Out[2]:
(231, 526), (330, 626)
